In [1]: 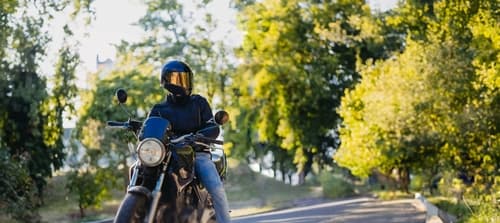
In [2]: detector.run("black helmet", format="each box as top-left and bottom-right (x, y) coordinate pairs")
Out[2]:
(160, 60), (193, 96)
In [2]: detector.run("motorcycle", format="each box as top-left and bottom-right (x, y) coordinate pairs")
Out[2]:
(108, 89), (228, 223)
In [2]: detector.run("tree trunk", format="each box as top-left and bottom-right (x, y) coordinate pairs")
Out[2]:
(302, 148), (314, 182)
(272, 159), (277, 179)
(297, 170), (305, 185)
(79, 204), (85, 218)
(397, 168), (410, 193)
(280, 166), (286, 183)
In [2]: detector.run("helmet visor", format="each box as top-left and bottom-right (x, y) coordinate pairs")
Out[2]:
(165, 71), (191, 90)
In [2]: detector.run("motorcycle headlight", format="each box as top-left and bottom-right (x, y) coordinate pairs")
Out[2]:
(137, 138), (166, 167)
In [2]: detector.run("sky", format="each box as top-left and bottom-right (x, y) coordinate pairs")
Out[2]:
(76, 0), (147, 74)
(75, 0), (242, 74)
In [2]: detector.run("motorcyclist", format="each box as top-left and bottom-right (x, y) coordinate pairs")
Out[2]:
(147, 60), (231, 223)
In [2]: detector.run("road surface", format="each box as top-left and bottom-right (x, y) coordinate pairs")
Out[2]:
(90, 196), (426, 223)
(232, 196), (426, 223)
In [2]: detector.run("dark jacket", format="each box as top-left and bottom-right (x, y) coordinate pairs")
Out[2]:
(147, 94), (220, 141)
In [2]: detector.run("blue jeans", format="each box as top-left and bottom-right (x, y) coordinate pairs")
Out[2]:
(195, 152), (231, 223)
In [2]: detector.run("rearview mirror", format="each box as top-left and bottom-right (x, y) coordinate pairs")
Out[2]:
(214, 110), (229, 125)
(116, 88), (128, 104)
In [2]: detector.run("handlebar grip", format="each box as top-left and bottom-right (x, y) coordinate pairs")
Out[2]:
(107, 121), (127, 126)
(196, 135), (224, 145)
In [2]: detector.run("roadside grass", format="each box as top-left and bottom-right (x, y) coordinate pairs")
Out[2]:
(38, 174), (80, 222)
(38, 173), (124, 223)
(317, 171), (356, 199)
(427, 196), (499, 223)
(225, 159), (323, 217)
(372, 190), (414, 200)
(427, 196), (471, 220)
(370, 186), (498, 223)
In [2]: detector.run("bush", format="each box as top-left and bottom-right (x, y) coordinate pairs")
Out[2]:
(0, 151), (40, 222)
(374, 190), (413, 200)
(463, 194), (499, 223)
(66, 167), (117, 218)
(319, 172), (354, 199)
(465, 202), (499, 223)
(432, 198), (471, 220)
(410, 174), (425, 192)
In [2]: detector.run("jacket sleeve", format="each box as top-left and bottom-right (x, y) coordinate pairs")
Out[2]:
(197, 96), (220, 139)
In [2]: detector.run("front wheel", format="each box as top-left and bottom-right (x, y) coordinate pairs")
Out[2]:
(113, 193), (148, 223)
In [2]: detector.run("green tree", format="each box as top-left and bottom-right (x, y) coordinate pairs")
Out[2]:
(228, 0), (398, 183)
(133, 0), (235, 104)
(72, 0), (238, 211)
(336, 41), (447, 191)
(73, 52), (163, 189)
(335, 0), (499, 195)
(0, 1), (93, 221)
(66, 167), (116, 218)
(0, 150), (38, 220)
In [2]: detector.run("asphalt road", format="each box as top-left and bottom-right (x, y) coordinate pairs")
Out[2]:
(91, 196), (426, 223)
(232, 196), (426, 223)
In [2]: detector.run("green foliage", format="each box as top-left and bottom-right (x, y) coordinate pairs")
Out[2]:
(226, 0), (400, 183)
(373, 190), (414, 201)
(318, 171), (354, 199)
(335, 0), (499, 198)
(336, 39), (458, 185)
(225, 159), (320, 208)
(66, 168), (117, 218)
(72, 0), (237, 214)
(465, 201), (500, 223)
(433, 198), (471, 220)
(67, 0), (498, 219)
(132, 0), (234, 104)
(410, 174), (425, 192)
(0, 150), (39, 222)
(70, 53), (163, 213)
(0, 0), (94, 220)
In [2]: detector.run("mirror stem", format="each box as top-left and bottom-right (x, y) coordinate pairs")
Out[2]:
(119, 103), (134, 118)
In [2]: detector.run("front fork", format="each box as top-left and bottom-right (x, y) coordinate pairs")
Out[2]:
(128, 161), (140, 189)
(128, 152), (172, 223)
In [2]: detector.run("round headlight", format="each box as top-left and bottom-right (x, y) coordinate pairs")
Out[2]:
(137, 138), (166, 166)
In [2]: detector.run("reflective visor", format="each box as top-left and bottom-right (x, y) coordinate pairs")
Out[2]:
(166, 72), (191, 89)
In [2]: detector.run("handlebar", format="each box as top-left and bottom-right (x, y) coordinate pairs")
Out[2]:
(107, 120), (222, 145)
(170, 133), (223, 145)
(106, 120), (143, 132)
(107, 121), (129, 129)
(196, 135), (224, 145)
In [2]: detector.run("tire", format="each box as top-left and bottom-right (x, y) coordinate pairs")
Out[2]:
(113, 193), (148, 223)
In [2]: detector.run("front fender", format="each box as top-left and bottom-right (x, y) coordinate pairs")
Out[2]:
(128, 185), (153, 201)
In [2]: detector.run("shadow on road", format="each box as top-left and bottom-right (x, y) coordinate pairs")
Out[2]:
(232, 196), (426, 223)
